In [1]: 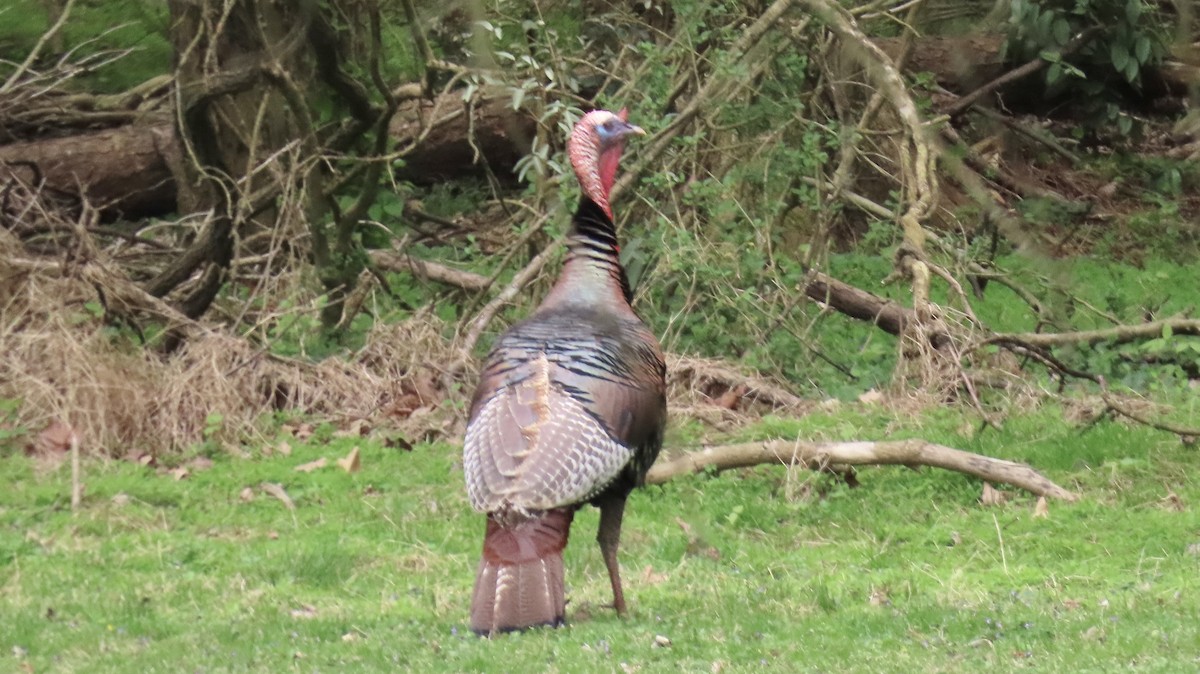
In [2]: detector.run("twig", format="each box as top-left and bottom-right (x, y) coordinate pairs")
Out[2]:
(611, 0), (797, 202)
(667, 354), (807, 410)
(992, 513), (1008, 575)
(1098, 378), (1200, 440)
(70, 428), (82, 510)
(456, 233), (563, 358)
(1, 0), (76, 95)
(967, 104), (1081, 166)
(646, 439), (1079, 501)
(369, 250), (491, 291)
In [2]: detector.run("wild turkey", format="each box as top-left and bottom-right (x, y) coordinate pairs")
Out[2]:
(463, 108), (667, 636)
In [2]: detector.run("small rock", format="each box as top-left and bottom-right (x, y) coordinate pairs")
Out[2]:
(653, 634), (671, 648)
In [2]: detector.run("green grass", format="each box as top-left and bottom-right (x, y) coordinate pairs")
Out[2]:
(3, 405), (1198, 672)
(0, 0), (171, 93)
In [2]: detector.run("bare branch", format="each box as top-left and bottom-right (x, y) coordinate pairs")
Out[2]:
(647, 439), (1079, 501)
(987, 319), (1200, 349)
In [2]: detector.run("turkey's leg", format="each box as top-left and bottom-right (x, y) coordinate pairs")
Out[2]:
(596, 490), (630, 616)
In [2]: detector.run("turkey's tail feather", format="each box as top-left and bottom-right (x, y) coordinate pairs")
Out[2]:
(470, 508), (574, 636)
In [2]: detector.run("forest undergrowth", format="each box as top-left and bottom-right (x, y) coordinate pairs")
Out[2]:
(2, 1), (1200, 670)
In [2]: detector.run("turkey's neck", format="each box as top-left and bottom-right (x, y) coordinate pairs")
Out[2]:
(540, 197), (633, 312)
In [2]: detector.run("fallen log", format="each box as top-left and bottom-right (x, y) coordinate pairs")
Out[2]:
(0, 90), (535, 219)
(0, 118), (178, 219)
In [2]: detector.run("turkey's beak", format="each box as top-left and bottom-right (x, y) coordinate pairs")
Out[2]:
(625, 124), (646, 136)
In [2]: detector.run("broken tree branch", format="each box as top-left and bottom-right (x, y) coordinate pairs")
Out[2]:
(646, 439), (1079, 501)
(985, 318), (1200, 349)
(369, 250), (491, 291)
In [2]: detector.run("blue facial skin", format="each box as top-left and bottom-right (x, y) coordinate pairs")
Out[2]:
(596, 119), (638, 145)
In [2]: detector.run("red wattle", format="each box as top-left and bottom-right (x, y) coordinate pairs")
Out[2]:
(598, 145), (623, 209)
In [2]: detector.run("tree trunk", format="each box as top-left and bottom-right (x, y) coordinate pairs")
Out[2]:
(6, 34), (1189, 222)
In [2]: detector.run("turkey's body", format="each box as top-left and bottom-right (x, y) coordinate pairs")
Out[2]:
(463, 111), (665, 635)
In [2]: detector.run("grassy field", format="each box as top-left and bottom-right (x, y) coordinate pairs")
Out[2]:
(2, 404), (1198, 673)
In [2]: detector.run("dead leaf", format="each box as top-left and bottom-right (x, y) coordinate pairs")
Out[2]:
(277, 440), (292, 456)
(261, 483), (296, 510)
(1033, 496), (1049, 519)
(980, 483), (1007, 506)
(381, 432), (413, 451)
(710, 384), (748, 411)
(294, 457), (327, 473)
(1062, 599), (1081, 610)
(333, 418), (371, 438)
(170, 467), (189, 481)
(858, 389), (884, 405)
(411, 369), (441, 403)
(337, 446), (361, 473)
(239, 487), (255, 502)
(294, 423), (314, 440)
(869, 588), (890, 606)
(640, 565), (668, 585)
(1160, 490), (1185, 512)
(652, 634), (672, 648)
(125, 452), (155, 467)
(341, 632), (360, 642)
(386, 392), (423, 419)
(267, 530), (280, 540)
(187, 457), (214, 472)
(111, 493), (131, 507)
(33, 419), (77, 455)
(674, 517), (693, 537)
(290, 605), (318, 619)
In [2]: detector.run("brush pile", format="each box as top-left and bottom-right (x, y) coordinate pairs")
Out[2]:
(0, 183), (451, 458)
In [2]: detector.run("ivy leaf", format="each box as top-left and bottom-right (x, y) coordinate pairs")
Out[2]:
(1126, 0), (1142, 24)
(1052, 18), (1071, 46)
(1124, 58), (1139, 83)
(1163, 324), (1174, 339)
(1110, 43), (1130, 72)
(1135, 36), (1152, 64)
(1046, 62), (1064, 86)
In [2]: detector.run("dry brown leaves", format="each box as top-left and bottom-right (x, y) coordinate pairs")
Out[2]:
(0, 248), (456, 458)
(980, 482), (1008, 506)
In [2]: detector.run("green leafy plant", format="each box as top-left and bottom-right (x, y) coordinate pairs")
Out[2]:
(1004, 0), (1167, 134)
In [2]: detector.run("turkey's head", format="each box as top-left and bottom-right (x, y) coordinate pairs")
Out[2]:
(568, 108), (645, 218)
